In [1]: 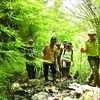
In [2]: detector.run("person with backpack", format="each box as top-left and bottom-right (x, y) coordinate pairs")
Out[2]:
(60, 42), (73, 79)
(25, 39), (36, 79)
(80, 29), (100, 87)
(42, 36), (57, 82)
(56, 43), (62, 71)
(59, 40), (67, 77)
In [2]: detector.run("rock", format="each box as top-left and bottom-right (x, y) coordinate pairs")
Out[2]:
(44, 86), (58, 93)
(48, 97), (61, 100)
(56, 79), (63, 84)
(21, 83), (28, 89)
(13, 95), (28, 100)
(27, 79), (40, 86)
(44, 81), (53, 86)
(31, 92), (49, 100)
(82, 85), (100, 100)
(12, 82), (23, 91)
(73, 84), (100, 99)
(63, 97), (73, 100)
(49, 86), (58, 93)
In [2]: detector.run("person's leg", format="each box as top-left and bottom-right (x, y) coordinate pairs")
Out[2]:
(26, 64), (32, 79)
(61, 68), (65, 77)
(31, 65), (35, 79)
(87, 57), (95, 84)
(66, 67), (70, 78)
(62, 60), (66, 77)
(57, 56), (61, 71)
(94, 57), (99, 87)
(43, 63), (49, 82)
(63, 68), (67, 77)
(50, 62), (56, 82)
(86, 73), (94, 84)
(66, 62), (71, 78)
(88, 56), (99, 86)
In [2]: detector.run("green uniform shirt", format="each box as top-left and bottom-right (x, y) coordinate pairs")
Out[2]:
(84, 39), (99, 56)
(25, 46), (36, 61)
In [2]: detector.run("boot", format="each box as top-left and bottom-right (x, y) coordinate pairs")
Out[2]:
(86, 73), (94, 85)
(52, 74), (56, 82)
(45, 76), (48, 82)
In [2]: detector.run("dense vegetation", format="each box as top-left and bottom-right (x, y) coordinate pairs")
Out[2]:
(0, 0), (100, 99)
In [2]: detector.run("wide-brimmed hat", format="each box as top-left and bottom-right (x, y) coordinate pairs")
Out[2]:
(29, 39), (33, 43)
(88, 29), (96, 35)
(63, 40), (67, 44)
(67, 42), (73, 47)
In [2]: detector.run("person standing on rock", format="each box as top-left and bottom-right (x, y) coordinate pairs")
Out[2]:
(60, 40), (67, 77)
(56, 43), (62, 72)
(80, 29), (100, 87)
(25, 39), (36, 79)
(42, 36), (57, 82)
(60, 42), (74, 79)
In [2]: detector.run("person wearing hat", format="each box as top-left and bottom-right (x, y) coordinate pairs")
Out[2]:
(81, 29), (100, 87)
(59, 40), (67, 76)
(60, 40), (67, 57)
(25, 39), (36, 79)
(60, 42), (73, 78)
(42, 36), (57, 82)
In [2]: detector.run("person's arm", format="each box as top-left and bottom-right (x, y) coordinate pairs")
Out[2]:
(71, 49), (74, 66)
(54, 49), (57, 62)
(42, 45), (47, 59)
(71, 50), (73, 62)
(60, 48), (64, 63)
(59, 48), (62, 57)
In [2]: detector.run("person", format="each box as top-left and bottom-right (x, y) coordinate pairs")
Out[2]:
(56, 43), (62, 71)
(42, 36), (57, 82)
(60, 42), (74, 79)
(25, 39), (36, 79)
(60, 40), (67, 56)
(80, 29), (100, 87)
(59, 40), (67, 77)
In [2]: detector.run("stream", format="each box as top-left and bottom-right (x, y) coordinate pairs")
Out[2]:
(6, 72), (100, 100)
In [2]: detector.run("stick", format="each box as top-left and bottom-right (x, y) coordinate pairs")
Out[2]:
(80, 47), (82, 84)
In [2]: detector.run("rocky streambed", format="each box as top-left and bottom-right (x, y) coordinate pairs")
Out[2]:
(6, 74), (100, 100)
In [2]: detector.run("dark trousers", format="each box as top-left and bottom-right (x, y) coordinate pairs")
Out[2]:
(26, 62), (35, 79)
(43, 62), (56, 81)
(62, 61), (71, 77)
(88, 56), (99, 86)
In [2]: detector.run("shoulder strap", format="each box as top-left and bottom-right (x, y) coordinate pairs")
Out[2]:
(64, 48), (67, 54)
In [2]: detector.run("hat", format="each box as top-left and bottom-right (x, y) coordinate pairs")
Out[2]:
(88, 29), (96, 35)
(63, 40), (67, 44)
(67, 42), (73, 46)
(29, 39), (33, 43)
(50, 36), (57, 42)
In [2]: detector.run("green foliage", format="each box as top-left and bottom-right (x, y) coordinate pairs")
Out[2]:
(96, 0), (100, 4)
(0, 50), (25, 98)
(0, 95), (7, 100)
(0, 0), (100, 98)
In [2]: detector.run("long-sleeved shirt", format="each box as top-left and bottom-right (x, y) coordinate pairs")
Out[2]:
(84, 39), (99, 56)
(42, 44), (57, 63)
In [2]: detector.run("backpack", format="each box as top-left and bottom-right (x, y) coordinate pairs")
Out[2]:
(25, 46), (36, 60)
